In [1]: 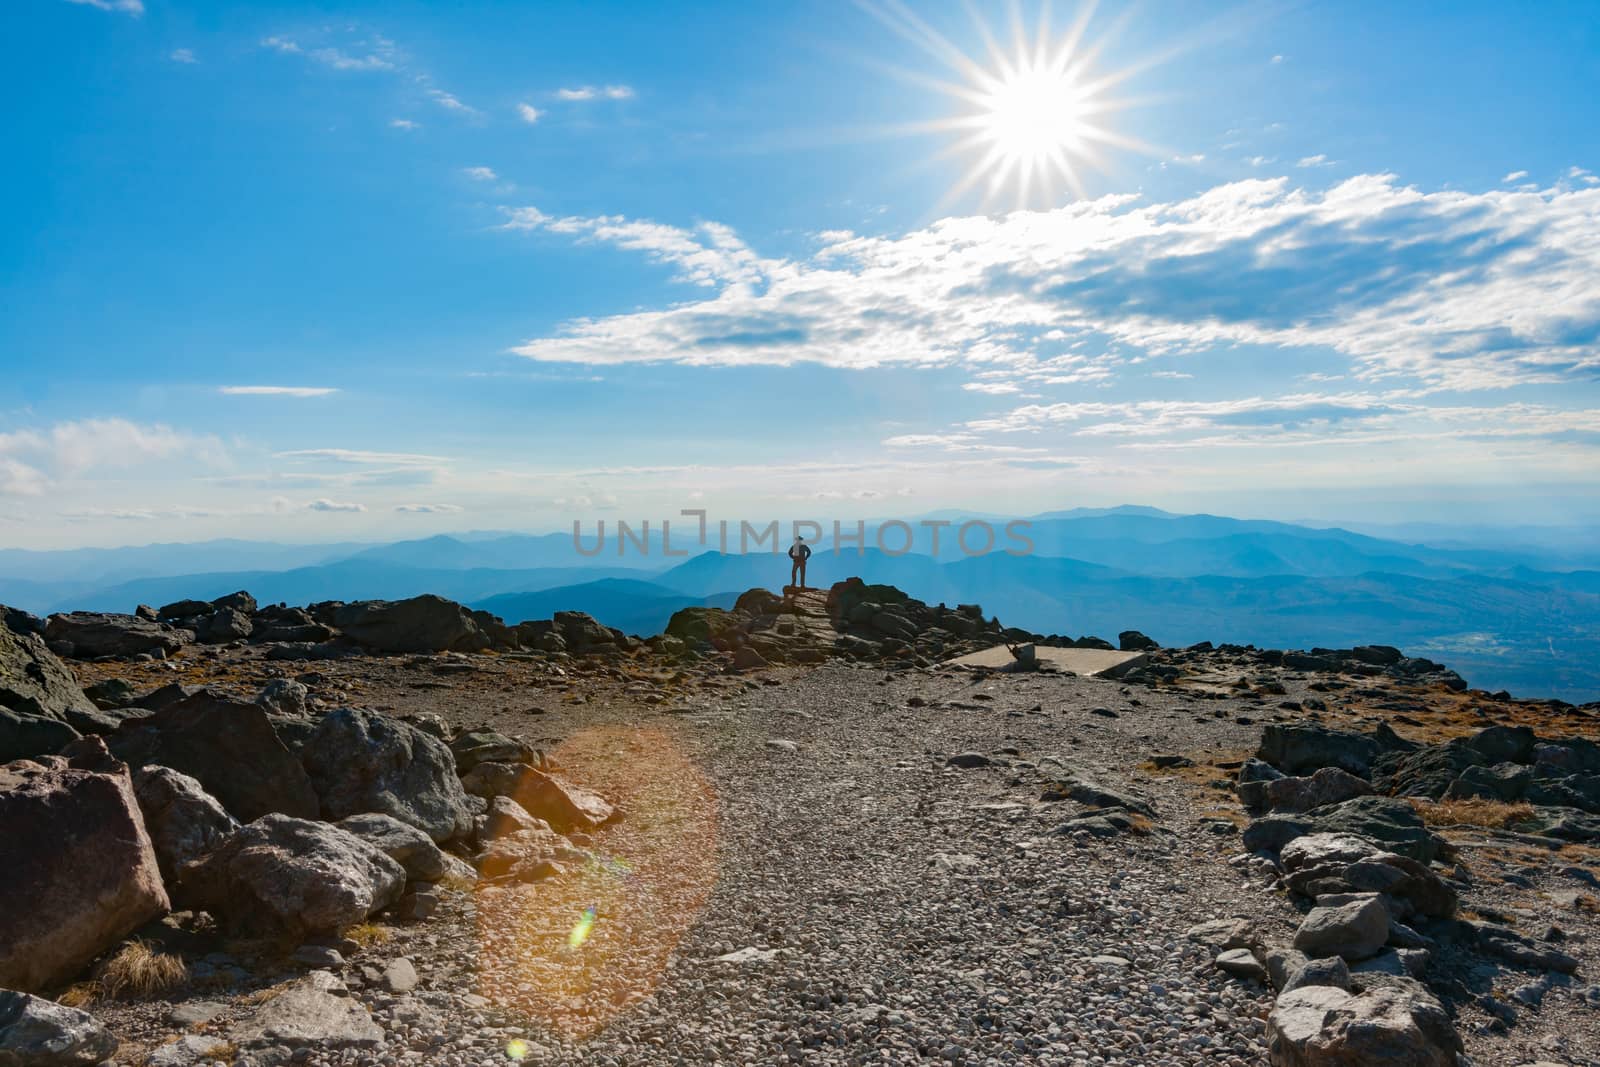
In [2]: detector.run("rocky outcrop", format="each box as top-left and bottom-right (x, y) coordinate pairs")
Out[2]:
(0, 746), (169, 992)
(176, 814), (406, 936)
(1279, 833), (1456, 920)
(0, 622), (97, 722)
(1243, 796), (1450, 864)
(460, 762), (613, 833)
(448, 728), (537, 775)
(336, 812), (447, 882)
(132, 764), (240, 883)
(43, 612), (192, 659)
(0, 989), (118, 1066)
(1262, 767), (1374, 815)
(330, 595), (489, 654)
(298, 708), (473, 842)
(107, 690), (319, 822)
(1256, 722), (1414, 779)
(1266, 978), (1461, 1066)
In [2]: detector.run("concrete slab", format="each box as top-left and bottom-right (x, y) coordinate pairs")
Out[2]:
(943, 645), (1149, 678)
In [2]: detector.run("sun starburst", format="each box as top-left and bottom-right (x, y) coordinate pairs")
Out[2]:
(864, 0), (1158, 211)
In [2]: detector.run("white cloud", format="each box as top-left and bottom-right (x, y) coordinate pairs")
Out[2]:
(0, 418), (224, 497)
(504, 174), (1600, 391)
(170, 48), (197, 64)
(395, 503), (463, 513)
(275, 448), (448, 467)
(463, 166), (498, 182)
(517, 103), (543, 124)
(219, 385), (338, 397)
(261, 34), (395, 71)
(63, 0), (143, 13)
(556, 85), (634, 101)
(427, 88), (473, 113)
(962, 381), (1021, 395)
(391, 118), (419, 130)
(1503, 170), (1529, 183)
(1297, 154), (1332, 168)
(307, 498), (366, 513)
(1271, 54), (1285, 64)
(1246, 155), (1276, 167)
(1151, 370), (1193, 379)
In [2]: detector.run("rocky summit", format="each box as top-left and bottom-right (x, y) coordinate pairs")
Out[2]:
(0, 579), (1597, 1066)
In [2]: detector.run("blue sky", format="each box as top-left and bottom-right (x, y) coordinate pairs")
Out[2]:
(2, 0), (1598, 548)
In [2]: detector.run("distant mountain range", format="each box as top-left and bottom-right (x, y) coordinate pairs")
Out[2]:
(4, 507), (1596, 702)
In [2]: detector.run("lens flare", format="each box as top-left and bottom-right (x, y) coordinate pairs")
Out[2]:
(505, 1039), (530, 1061)
(567, 906), (597, 950)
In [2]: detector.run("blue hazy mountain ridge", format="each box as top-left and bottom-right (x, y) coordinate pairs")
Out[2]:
(472, 579), (743, 636)
(38, 561), (645, 615)
(3, 509), (1595, 701)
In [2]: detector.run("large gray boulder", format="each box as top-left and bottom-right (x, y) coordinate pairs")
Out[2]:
(1257, 723), (1410, 778)
(132, 764), (240, 883)
(449, 728), (536, 775)
(194, 608), (252, 645)
(1264, 768), (1374, 815)
(299, 708), (473, 842)
(43, 612), (192, 659)
(176, 814), (405, 936)
(330, 595), (488, 653)
(0, 746), (170, 992)
(1292, 895), (1390, 962)
(0, 707), (80, 765)
(0, 989), (117, 1066)
(107, 690), (319, 822)
(0, 623), (96, 722)
(336, 812), (447, 882)
(1266, 978), (1461, 1066)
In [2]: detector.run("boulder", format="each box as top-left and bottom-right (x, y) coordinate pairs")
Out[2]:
(43, 612), (192, 659)
(448, 728), (536, 775)
(1266, 979), (1461, 1067)
(554, 611), (615, 653)
(230, 970), (383, 1049)
(336, 813), (447, 882)
(157, 599), (213, 621)
(83, 678), (137, 710)
(0, 624), (97, 722)
(194, 608), (252, 645)
(107, 690), (319, 822)
(1375, 737), (1487, 799)
(1, 605), (45, 637)
(211, 590), (258, 615)
(1442, 761), (1530, 802)
(0, 989), (117, 1066)
(1117, 629), (1159, 651)
(1280, 833), (1456, 919)
(132, 765), (240, 883)
(1280, 955), (1352, 995)
(1243, 796), (1449, 864)
(298, 708), (473, 842)
(255, 679), (310, 718)
(473, 795), (544, 845)
(1238, 757), (1287, 810)
(176, 814), (405, 936)
(0, 707), (80, 764)
(1264, 768), (1374, 814)
(1292, 895), (1390, 961)
(1257, 723), (1407, 777)
(0, 749), (169, 992)
(330, 596), (488, 654)
(460, 762), (613, 833)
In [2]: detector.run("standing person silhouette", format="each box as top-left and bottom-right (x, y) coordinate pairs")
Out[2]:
(788, 535), (812, 590)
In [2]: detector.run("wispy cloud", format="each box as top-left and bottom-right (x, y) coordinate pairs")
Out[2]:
(1503, 170), (1529, 183)
(505, 174), (1600, 391)
(276, 448), (448, 467)
(261, 35), (396, 72)
(219, 385), (338, 398)
(63, 0), (143, 14)
(427, 87), (474, 113)
(517, 103), (543, 124)
(169, 48), (197, 64)
(1297, 154), (1332, 168)
(395, 503), (463, 513)
(390, 118), (419, 130)
(463, 166), (498, 182)
(555, 85), (634, 101)
(306, 498), (365, 513)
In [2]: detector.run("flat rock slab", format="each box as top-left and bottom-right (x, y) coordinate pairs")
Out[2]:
(232, 971), (383, 1049)
(942, 645), (1149, 677)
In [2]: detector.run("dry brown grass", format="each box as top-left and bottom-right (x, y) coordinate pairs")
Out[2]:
(346, 921), (392, 948)
(94, 940), (189, 1000)
(1411, 796), (1536, 830)
(56, 982), (99, 1008)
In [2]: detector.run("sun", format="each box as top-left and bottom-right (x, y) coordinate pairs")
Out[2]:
(978, 64), (1089, 183)
(862, 2), (1156, 211)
